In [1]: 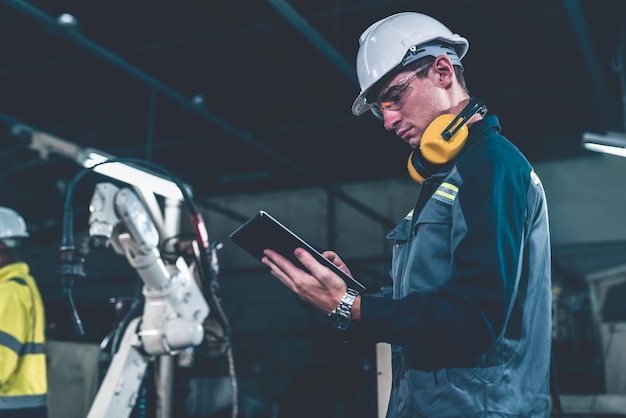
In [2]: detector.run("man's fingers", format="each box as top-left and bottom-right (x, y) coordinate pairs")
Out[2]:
(262, 249), (305, 278)
(261, 250), (298, 292)
(294, 248), (347, 296)
(322, 250), (352, 277)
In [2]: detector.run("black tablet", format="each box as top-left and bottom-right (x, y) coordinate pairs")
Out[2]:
(229, 210), (368, 293)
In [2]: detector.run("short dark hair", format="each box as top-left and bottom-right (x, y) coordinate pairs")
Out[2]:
(405, 56), (468, 93)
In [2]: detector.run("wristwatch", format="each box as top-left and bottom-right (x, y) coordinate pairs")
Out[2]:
(328, 288), (359, 330)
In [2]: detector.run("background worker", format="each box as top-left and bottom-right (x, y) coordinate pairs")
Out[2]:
(0, 207), (48, 418)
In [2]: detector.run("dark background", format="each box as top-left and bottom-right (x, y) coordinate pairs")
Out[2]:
(1, 0), (624, 241)
(1, 1), (625, 417)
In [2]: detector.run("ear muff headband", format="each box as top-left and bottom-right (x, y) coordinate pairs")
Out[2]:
(407, 97), (487, 183)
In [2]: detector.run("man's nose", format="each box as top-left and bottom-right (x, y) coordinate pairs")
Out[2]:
(382, 110), (401, 131)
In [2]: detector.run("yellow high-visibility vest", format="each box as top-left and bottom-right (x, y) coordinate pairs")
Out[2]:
(0, 262), (47, 410)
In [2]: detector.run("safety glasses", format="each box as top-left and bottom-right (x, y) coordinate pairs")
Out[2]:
(367, 63), (431, 120)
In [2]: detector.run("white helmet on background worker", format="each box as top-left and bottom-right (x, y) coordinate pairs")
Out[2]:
(352, 12), (469, 116)
(0, 207), (29, 243)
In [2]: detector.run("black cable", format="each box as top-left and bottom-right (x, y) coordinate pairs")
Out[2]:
(111, 299), (143, 356)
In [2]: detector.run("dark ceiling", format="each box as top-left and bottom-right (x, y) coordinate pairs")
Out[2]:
(1, 0), (624, 244)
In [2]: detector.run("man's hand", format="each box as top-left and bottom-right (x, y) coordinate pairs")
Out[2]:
(262, 247), (347, 314)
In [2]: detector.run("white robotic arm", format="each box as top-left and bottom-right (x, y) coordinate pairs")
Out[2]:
(86, 182), (210, 418)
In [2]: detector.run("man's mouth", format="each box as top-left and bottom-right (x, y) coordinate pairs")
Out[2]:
(396, 127), (411, 141)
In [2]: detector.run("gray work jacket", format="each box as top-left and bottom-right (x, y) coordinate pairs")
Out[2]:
(361, 115), (552, 417)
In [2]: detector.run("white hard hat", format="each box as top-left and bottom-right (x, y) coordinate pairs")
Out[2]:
(0, 207), (29, 240)
(352, 12), (469, 116)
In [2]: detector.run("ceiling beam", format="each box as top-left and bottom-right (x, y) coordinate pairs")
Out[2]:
(563, 0), (620, 129)
(266, 0), (358, 86)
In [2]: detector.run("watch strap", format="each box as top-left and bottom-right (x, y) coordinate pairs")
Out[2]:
(328, 288), (359, 330)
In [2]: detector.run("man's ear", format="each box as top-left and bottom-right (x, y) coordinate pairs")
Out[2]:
(433, 55), (454, 86)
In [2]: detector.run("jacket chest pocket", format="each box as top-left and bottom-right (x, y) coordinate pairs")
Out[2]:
(388, 198), (455, 293)
(413, 198), (455, 287)
(386, 216), (412, 286)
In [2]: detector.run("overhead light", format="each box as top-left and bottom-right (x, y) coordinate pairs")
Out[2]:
(79, 149), (184, 200)
(20, 128), (185, 200)
(57, 13), (78, 27)
(582, 131), (626, 158)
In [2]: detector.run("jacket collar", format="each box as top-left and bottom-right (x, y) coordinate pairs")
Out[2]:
(0, 261), (29, 283)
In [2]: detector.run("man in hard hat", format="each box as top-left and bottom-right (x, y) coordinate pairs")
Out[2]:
(262, 12), (551, 417)
(0, 207), (48, 417)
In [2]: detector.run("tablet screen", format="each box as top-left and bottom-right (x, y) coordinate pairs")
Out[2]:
(229, 210), (368, 293)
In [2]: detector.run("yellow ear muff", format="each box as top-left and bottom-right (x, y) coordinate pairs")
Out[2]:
(406, 114), (468, 184)
(406, 97), (487, 184)
(407, 150), (426, 183)
(419, 113), (469, 164)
